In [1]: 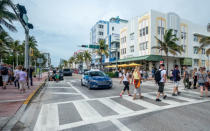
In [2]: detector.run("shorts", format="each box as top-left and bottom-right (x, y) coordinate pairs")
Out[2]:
(158, 82), (164, 93)
(174, 81), (179, 87)
(199, 83), (205, 87)
(123, 81), (129, 91)
(134, 86), (141, 94)
(2, 75), (8, 82)
(19, 81), (26, 90)
(134, 79), (139, 87)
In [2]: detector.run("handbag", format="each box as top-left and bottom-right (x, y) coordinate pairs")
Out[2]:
(201, 74), (209, 87)
(137, 80), (140, 88)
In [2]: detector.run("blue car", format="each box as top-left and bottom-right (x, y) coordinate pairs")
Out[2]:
(81, 70), (112, 89)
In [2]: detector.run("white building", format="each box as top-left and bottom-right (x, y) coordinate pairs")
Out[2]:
(90, 17), (128, 68)
(119, 10), (210, 72)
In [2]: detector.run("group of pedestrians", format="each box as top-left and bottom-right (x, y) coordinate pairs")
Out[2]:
(0, 63), (34, 94)
(119, 64), (210, 102)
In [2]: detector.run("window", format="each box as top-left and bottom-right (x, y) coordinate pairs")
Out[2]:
(121, 37), (126, 43)
(194, 35), (198, 42)
(130, 46), (134, 52)
(130, 33), (134, 40)
(98, 24), (104, 29)
(161, 27), (164, 35)
(146, 26), (148, 35)
(158, 27), (164, 35)
(112, 27), (114, 31)
(139, 41), (148, 51)
(99, 31), (103, 36)
(202, 60), (205, 66)
(181, 45), (186, 52)
(143, 28), (145, 36)
(145, 41), (148, 49)
(194, 59), (198, 66)
(140, 29), (142, 37)
(181, 32), (187, 39)
(158, 27), (161, 35)
(202, 48), (205, 54)
(193, 47), (198, 54)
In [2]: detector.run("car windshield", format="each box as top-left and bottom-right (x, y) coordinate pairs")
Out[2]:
(89, 71), (105, 77)
(63, 69), (70, 71)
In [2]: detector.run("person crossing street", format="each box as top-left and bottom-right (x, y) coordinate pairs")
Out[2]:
(155, 64), (167, 102)
(172, 65), (181, 96)
(120, 69), (132, 97)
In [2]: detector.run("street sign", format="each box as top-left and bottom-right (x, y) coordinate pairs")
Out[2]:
(160, 61), (164, 64)
(37, 58), (43, 64)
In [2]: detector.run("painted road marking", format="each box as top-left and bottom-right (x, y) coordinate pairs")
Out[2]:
(73, 101), (102, 121)
(110, 119), (131, 131)
(99, 98), (133, 115)
(67, 82), (89, 99)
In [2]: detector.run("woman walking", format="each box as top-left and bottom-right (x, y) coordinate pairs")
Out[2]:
(18, 67), (27, 94)
(120, 69), (131, 97)
(197, 67), (208, 97)
(132, 66), (143, 100)
(192, 68), (198, 89)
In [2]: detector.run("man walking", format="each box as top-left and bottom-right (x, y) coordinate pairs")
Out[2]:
(155, 64), (167, 102)
(183, 66), (190, 89)
(1, 64), (9, 89)
(172, 65), (181, 96)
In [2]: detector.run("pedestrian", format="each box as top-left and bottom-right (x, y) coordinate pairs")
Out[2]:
(28, 66), (34, 86)
(14, 66), (21, 89)
(197, 67), (209, 97)
(132, 66), (143, 100)
(1, 64), (9, 89)
(183, 66), (190, 89)
(0, 64), (3, 87)
(119, 69), (122, 78)
(18, 67), (27, 94)
(8, 65), (13, 85)
(155, 64), (167, 102)
(120, 69), (132, 97)
(55, 69), (59, 82)
(172, 65), (181, 96)
(192, 68), (198, 89)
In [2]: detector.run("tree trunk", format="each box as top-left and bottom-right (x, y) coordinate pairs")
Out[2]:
(100, 55), (102, 70)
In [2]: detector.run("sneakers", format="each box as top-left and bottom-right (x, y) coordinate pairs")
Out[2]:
(163, 95), (167, 99)
(156, 98), (161, 102)
(172, 93), (177, 96)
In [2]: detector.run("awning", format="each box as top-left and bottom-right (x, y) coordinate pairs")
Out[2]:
(105, 65), (116, 68)
(180, 58), (192, 66)
(118, 55), (163, 63)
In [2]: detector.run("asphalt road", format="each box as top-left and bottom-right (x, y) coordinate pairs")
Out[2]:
(13, 74), (210, 131)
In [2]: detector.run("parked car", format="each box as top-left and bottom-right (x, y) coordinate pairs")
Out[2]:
(81, 70), (112, 89)
(63, 68), (72, 76)
(59, 70), (64, 80)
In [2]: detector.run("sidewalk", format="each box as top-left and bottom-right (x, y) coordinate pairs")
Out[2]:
(0, 73), (48, 129)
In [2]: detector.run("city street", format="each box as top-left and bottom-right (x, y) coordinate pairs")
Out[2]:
(14, 74), (210, 131)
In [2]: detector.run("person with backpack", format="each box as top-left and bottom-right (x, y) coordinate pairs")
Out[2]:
(155, 64), (167, 102)
(132, 66), (143, 100)
(120, 69), (132, 97)
(1, 64), (9, 89)
(183, 66), (190, 89)
(172, 65), (181, 96)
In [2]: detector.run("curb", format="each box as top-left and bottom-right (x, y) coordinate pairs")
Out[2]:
(2, 78), (47, 131)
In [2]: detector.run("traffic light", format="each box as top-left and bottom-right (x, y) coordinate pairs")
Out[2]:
(81, 45), (88, 48)
(16, 4), (27, 24)
(27, 23), (33, 29)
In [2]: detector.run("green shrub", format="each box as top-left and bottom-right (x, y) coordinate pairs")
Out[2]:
(106, 72), (117, 78)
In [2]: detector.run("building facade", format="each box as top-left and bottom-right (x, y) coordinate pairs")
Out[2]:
(90, 17), (128, 68)
(119, 10), (210, 72)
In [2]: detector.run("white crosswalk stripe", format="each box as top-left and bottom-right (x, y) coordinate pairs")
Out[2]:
(73, 101), (102, 121)
(98, 98), (133, 115)
(34, 89), (210, 131)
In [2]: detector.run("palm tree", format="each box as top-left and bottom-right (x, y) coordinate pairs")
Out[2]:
(96, 39), (108, 69)
(0, 31), (13, 63)
(83, 50), (91, 69)
(68, 56), (75, 68)
(63, 60), (68, 68)
(152, 29), (184, 76)
(199, 36), (210, 49)
(9, 40), (20, 67)
(0, 0), (17, 32)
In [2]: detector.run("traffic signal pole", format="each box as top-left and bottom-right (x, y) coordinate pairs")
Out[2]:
(10, 2), (30, 69)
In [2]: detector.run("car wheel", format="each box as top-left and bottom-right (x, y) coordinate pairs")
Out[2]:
(88, 84), (91, 90)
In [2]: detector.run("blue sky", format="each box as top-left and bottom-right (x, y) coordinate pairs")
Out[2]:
(9, 0), (210, 66)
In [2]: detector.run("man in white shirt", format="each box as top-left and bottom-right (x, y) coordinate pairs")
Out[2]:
(156, 64), (167, 102)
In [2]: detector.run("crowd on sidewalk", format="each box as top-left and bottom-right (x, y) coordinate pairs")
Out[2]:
(0, 63), (34, 94)
(119, 64), (210, 102)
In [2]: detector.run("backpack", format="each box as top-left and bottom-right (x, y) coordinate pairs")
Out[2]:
(1, 67), (8, 75)
(155, 70), (162, 83)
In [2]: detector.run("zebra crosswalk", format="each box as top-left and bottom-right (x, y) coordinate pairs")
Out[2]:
(33, 89), (210, 131)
